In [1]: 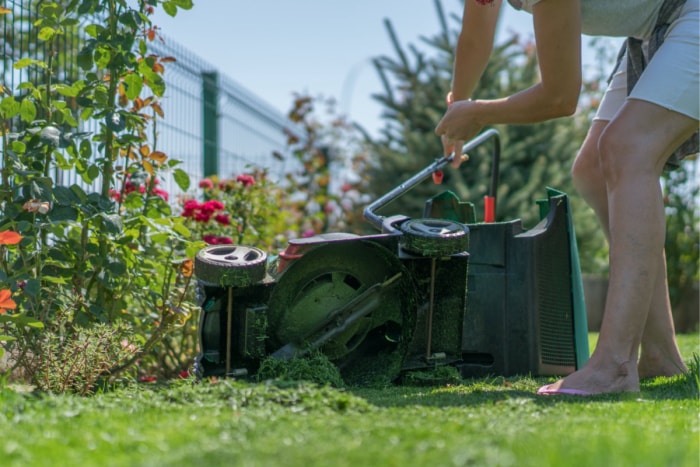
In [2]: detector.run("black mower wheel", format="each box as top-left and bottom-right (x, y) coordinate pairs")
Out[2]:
(194, 245), (267, 287)
(399, 218), (469, 257)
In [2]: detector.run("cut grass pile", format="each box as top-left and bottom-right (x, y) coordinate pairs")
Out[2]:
(1, 333), (698, 467)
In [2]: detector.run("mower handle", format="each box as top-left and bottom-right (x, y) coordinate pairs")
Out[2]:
(363, 128), (501, 232)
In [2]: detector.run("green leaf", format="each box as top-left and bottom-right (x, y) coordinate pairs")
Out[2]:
(77, 45), (94, 70)
(106, 261), (127, 276)
(171, 0), (194, 9)
(162, 1), (178, 16)
(122, 192), (144, 210)
(49, 205), (79, 222)
(0, 96), (20, 118)
(124, 73), (143, 100)
(11, 140), (26, 153)
(30, 178), (53, 199)
(173, 168), (190, 191)
(93, 45), (111, 69)
(79, 106), (94, 121)
(87, 164), (100, 182)
(26, 320), (45, 329)
(24, 278), (41, 297)
(0, 313), (44, 329)
(138, 61), (165, 97)
(53, 185), (78, 206)
(186, 241), (206, 258)
(38, 26), (56, 41)
(0, 335), (17, 342)
(150, 232), (170, 243)
(172, 222), (191, 238)
(55, 83), (79, 97)
(38, 2), (61, 19)
(99, 212), (122, 234)
(69, 184), (88, 203)
(41, 274), (68, 285)
(19, 99), (36, 122)
(84, 24), (103, 38)
(87, 192), (113, 211)
(59, 107), (78, 127)
(60, 18), (80, 28)
(118, 10), (140, 29)
(13, 58), (47, 69)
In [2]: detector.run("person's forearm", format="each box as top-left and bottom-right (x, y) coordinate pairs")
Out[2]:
(470, 82), (580, 126)
(451, 33), (493, 101)
(451, 0), (501, 101)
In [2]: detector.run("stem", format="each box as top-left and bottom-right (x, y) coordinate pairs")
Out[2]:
(1, 115), (10, 203)
(100, 0), (119, 200)
(97, 0), (122, 319)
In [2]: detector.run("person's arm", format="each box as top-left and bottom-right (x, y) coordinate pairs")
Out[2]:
(451, 0), (502, 102)
(437, 0), (582, 161)
(441, 0), (502, 164)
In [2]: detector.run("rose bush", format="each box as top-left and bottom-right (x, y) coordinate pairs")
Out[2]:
(0, 0), (195, 392)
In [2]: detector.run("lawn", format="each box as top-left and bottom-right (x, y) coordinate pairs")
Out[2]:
(1, 333), (698, 467)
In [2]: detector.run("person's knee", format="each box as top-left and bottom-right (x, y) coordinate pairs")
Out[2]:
(572, 142), (601, 192)
(597, 125), (653, 185)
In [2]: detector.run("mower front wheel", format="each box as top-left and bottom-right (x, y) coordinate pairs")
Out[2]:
(399, 218), (469, 256)
(194, 245), (267, 287)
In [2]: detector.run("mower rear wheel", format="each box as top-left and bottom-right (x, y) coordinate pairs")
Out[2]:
(267, 241), (416, 384)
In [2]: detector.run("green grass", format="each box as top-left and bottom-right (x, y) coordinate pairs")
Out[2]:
(1, 333), (698, 467)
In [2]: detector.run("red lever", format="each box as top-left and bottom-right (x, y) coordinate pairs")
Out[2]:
(484, 195), (495, 223)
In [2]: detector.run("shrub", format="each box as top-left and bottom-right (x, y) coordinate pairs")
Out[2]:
(0, 0), (194, 388)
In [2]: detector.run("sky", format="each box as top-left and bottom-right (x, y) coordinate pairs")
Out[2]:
(151, 1), (619, 137)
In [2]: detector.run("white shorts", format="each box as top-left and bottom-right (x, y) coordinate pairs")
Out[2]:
(594, 0), (699, 122)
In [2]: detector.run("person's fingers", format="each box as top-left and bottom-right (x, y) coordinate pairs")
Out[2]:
(441, 134), (453, 157)
(435, 119), (446, 137)
(451, 140), (464, 168)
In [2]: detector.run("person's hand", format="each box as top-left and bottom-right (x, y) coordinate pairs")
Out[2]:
(441, 134), (468, 169)
(436, 98), (483, 168)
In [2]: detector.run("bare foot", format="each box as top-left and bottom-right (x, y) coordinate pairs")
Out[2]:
(539, 356), (640, 395)
(638, 353), (688, 379)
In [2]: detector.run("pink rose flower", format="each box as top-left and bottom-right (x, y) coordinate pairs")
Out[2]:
(236, 174), (255, 187)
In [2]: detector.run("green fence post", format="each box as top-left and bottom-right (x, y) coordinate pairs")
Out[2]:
(202, 71), (219, 178)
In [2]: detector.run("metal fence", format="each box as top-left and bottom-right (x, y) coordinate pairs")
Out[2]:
(1, 1), (295, 200)
(150, 37), (297, 189)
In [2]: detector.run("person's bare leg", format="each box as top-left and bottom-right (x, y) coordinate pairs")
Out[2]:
(572, 121), (688, 380)
(548, 101), (696, 394)
(572, 121), (611, 234)
(637, 255), (688, 377)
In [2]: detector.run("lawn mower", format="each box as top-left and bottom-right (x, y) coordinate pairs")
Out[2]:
(192, 129), (589, 384)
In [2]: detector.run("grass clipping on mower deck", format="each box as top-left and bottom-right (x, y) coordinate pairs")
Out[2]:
(256, 351), (345, 388)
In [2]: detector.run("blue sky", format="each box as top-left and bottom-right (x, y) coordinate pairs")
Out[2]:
(152, 1), (620, 137)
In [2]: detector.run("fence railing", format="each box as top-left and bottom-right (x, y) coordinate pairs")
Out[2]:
(1, 1), (296, 200)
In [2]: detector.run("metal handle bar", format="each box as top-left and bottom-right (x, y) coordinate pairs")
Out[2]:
(363, 128), (501, 231)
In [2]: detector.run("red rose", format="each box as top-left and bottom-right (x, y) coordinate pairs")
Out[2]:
(202, 235), (219, 245)
(214, 214), (231, 226)
(203, 200), (224, 212)
(236, 174), (255, 187)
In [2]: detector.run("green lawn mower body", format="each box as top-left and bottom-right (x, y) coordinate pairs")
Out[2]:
(193, 129), (589, 384)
